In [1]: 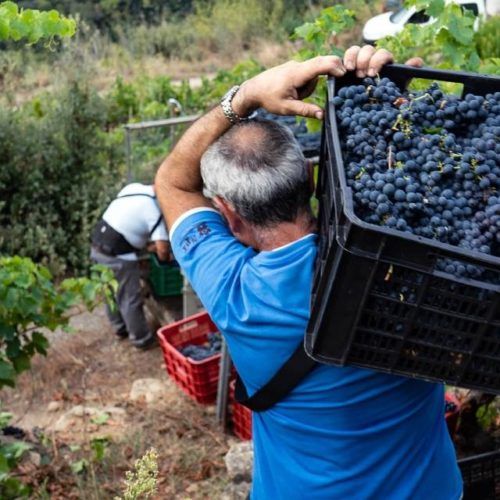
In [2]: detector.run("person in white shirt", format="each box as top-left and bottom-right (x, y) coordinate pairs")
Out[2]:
(90, 183), (170, 349)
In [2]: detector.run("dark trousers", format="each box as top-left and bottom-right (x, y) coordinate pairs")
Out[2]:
(91, 247), (152, 346)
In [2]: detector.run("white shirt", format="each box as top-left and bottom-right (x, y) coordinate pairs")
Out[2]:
(102, 183), (168, 260)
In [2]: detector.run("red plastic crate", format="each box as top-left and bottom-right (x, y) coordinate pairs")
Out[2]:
(229, 380), (252, 440)
(157, 311), (220, 404)
(227, 385), (456, 442)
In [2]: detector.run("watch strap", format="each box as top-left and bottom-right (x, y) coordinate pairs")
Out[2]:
(221, 85), (248, 124)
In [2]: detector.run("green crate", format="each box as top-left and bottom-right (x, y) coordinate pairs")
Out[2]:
(149, 253), (183, 297)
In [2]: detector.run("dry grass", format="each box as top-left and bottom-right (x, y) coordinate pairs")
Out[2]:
(0, 36), (293, 108)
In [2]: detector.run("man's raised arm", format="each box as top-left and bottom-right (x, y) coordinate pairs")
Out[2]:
(155, 48), (403, 231)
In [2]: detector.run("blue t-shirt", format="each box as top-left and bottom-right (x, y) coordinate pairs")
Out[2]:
(170, 208), (463, 500)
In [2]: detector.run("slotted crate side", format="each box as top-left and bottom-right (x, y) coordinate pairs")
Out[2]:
(149, 253), (183, 297)
(307, 230), (500, 392)
(459, 450), (500, 500)
(307, 65), (500, 394)
(157, 312), (221, 404)
(229, 380), (252, 440)
(233, 402), (252, 441)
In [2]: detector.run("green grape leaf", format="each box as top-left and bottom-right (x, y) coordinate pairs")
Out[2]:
(70, 459), (89, 474)
(0, 16), (9, 39)
(0, 2), (76, 42)
(12, 353), (31, 373)
(32, 331), (49, 355)
(0, 360), (16, 384)
(447, 16), (474, 45)
(426, 0), (445, 17)
(0, 1), (18, 16)
(5, 338), (21, 359)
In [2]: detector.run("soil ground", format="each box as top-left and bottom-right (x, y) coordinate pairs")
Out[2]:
(0, 305), (239, 499)
(1, 303), (497, 498)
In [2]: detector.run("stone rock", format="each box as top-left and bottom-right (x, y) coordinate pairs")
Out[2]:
(47, 401), (63, 412)
(224, 441), (253, 482)
(129, 378), (169, 404)
(185, 483), (199, 494)
(51, 405), (126, 433)
(28, 451), (42, 467)
(221, 481), (251, 500)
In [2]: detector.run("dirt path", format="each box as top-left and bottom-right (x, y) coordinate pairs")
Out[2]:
(0, 306), (238, 499)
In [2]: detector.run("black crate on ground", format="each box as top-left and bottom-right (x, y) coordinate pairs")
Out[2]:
(306, 65), (500, 394)
(459, 450), (500, 500)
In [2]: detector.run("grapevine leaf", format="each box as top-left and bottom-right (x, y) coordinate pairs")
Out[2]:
(0, 453), (9, 474)
(12, 353), (31, 373)
(0, 2), (76, 42)
(0, 360), (16, 384)
(0, 1), (18, 16)
(14, 271), (31, 289)
(447, 16), (474, 45)
(32, 331), (49, 355)
(426, 0), (445, 17)
(0, 322), (15, 340)
(71, 459), (88, 474)
(305, 118), (322, 133)
(5, 338), (21, 359)
(293, 22), (317, 42)
(0, 16), (9, 39)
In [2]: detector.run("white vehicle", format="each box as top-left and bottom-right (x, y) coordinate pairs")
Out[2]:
(362, 0), (496, 44)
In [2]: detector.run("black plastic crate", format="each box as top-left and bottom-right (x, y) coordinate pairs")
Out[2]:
(306, 65), (500, 394)
(459, 450), (500, 500)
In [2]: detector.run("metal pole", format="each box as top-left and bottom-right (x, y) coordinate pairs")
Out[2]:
(125, 128), (133, 182)
(182, 275), (202, 318)
(216, 338), (233, 429)
(123, 114), (199, 184)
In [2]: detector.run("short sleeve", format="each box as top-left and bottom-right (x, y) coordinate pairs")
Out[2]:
(170, 208), (255, 316)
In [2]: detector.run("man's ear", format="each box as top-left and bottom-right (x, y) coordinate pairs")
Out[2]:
(213, 196), (243, 235)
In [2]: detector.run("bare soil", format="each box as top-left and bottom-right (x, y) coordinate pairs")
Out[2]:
(0, 306), (237, 499)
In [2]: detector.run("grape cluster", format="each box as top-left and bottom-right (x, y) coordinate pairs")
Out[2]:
(334, 78), (500, 279)
(255, 110), (321, 158)
(180, 332), (222, 361)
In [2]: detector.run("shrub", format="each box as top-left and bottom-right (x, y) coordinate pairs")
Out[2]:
(475, 16), (500, 60)
(0, 83), (124, 275)
(0, 256), (116, 496)
(121, 21), (200, 61)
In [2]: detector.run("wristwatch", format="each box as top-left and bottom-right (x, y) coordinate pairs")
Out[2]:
(220, 85), (248, 124)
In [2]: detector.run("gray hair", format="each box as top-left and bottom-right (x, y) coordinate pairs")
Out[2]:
(201, 119), (310, 226)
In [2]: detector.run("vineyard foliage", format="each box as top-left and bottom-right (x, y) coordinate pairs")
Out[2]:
(0, 257), (116, 496)
(0, 257), (116, 389)
(0, 1), (75, 43)
(376, 0), (500, 74)
(292, 1), (500, 129)
(0, 1), (499, 276)
(0, 83), (123, 275)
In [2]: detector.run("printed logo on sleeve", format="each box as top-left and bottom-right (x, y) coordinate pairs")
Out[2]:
(180, 222), (213, 253)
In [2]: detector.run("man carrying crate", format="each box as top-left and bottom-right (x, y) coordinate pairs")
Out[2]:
(155, 46), (463, 499)
(91, 182), (170, 349)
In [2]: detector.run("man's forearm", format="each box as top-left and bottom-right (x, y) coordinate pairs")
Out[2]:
(155, 106), (232, 229)
(160, 106), (230, 193)
(155, 86), (255, 230)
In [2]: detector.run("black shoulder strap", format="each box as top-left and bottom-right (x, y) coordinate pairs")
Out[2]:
(149, 214), (163, 237)
(234, 341), (317, 412)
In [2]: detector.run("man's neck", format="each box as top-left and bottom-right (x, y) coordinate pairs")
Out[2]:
(253, 212), (317, 251)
